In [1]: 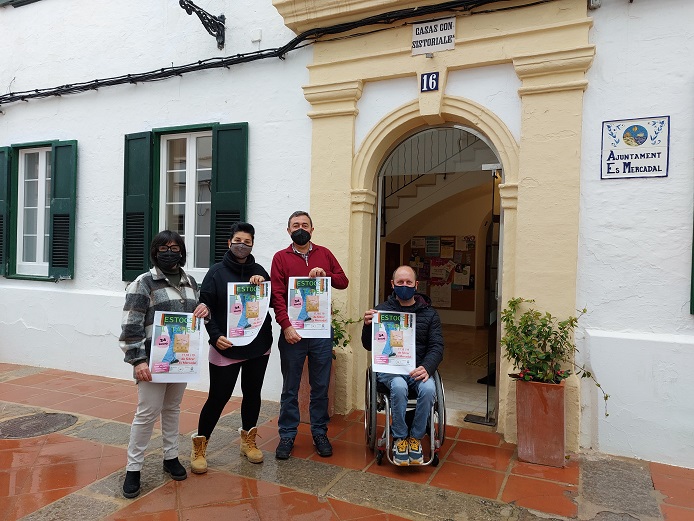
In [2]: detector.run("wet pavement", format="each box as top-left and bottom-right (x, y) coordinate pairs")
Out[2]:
(0, 363), (692, 520)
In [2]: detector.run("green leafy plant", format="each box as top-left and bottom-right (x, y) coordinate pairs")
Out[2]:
(500, 297), (609, 415)
(331, 301), (363, 358)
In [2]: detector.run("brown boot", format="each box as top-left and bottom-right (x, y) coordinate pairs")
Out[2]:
(190, 434), (208, 474)
(239, 427), (263, 463)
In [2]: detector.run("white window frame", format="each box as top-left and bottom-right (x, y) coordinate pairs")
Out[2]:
(158, 131), (212, 271)
(16, 147), (51, 277)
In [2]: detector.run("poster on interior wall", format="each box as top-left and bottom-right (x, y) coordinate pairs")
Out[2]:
(411, 237), (426, 249)
(418, 280), (428, 294)
(455, 236), (468, 250)
(453, 265), (471, 287)
(226, 282), (271, 346)
(430, 258), (455, 283)
(430, 283), (452, 307)
(371, 311), (417, 375)
(287, 277), (332, 338)
(440, 236), (455, 258)
(601, 116), (669, 179)
(149, 311), (204, 383)
(425, 236), (440, 256)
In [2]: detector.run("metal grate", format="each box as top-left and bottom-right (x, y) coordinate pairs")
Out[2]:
(124, 213), (146, 270)
(0, 413), (77, 439)
(213, 211), (240, 263)
(51, 214), (70, 268)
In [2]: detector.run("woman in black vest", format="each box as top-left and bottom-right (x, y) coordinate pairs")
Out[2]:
(191, 222), (273, 472)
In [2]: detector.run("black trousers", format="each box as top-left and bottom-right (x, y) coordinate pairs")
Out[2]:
(197, 354), (270, 438)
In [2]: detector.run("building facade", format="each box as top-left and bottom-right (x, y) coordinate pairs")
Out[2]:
(1, 0), (693, 468)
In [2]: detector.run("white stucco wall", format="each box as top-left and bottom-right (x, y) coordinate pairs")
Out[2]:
(578, 0), (694, 468)
(0, 0), (313, 399)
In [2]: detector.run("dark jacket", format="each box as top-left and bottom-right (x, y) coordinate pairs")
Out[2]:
(199, 250), (272, 360)
(361, 292), (444, 377)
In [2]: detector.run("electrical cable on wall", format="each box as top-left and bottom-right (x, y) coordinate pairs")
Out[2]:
(0, 0), (555, 110)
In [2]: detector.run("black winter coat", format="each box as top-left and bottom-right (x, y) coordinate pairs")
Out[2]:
(361, 292), (444, 377)
(199, 250), (273, 360)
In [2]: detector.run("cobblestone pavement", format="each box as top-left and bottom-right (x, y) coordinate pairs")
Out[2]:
(0, 363), (691, 520)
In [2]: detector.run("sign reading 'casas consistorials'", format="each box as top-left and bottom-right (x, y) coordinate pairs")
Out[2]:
(412, 17), (455, 56)
(601, 116), (670, 179)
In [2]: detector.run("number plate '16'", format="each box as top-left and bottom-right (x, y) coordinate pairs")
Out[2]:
(420, 72), (439, 92)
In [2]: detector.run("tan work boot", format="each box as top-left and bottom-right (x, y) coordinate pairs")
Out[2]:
(190, 434), (208, 474)
(239, 427), (263, 463)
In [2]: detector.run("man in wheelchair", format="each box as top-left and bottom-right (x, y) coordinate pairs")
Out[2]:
(362, 265), (444, 465)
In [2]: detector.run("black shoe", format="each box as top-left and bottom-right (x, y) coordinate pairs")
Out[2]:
(275, 437), (294, 460)
(122, 470), (141, 499)
(163, 457), (188, 481)
(312, 434), (333, 457)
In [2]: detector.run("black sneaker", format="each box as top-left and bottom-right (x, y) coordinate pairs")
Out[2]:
(275, 437), (294, 460)
(312, 434), (333, 457)
(122, 470), (141, 499)
(163, 457), (188, 481)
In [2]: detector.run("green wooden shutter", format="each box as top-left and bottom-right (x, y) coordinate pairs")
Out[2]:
(210, 123), (248, 264)
(48, 141), (77, 280)
(0, 147), (10, 276)
(122, 132), (153, 281)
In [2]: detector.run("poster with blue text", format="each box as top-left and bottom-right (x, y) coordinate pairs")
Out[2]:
(371, 311), (417, 375)
(150, 311), (204, 383)
(226, 281), (271, 346)
(288, 277), (331, 338)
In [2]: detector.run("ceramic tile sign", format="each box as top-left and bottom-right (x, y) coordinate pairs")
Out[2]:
(601, 116), (669, 179)
(372, 311), (416, 375)
(150, 311), (204, 383)
(288, 277), (331, 338)
(226, 281), (271, 346)
(412, 17), (455, 56)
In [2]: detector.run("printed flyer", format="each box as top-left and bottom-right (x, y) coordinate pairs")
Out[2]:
(227, 281), (271, 346)
(371, 311), (416, 375)
(149, 311), (204, 383)
(288, 277), (331, 338)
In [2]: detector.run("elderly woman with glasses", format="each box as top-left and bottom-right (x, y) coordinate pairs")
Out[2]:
(119, 230), (208, 499)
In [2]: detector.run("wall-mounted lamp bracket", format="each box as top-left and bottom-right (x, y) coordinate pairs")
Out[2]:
(179, 0), (226, 50)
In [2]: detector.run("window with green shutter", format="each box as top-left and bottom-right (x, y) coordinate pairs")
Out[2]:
(0, 140), (78, 281)
(122, 123), (248, 281)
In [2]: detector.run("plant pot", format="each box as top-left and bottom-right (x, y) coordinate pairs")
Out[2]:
(516, 379), (565, 467)
(298, 358), (335, 423)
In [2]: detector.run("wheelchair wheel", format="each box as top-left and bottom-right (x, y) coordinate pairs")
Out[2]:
(433, 371), (446, 446)
(364, 367), (378, 450)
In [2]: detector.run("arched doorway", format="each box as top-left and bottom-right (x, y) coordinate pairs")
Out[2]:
(373, 125), (502, 426)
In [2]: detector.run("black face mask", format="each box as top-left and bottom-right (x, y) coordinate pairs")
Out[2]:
(157, 251), (182, 270)
(291, 229), (311, 246)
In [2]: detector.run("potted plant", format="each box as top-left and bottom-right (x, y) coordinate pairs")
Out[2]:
(500, 297), (608, 467)
(298, 301), (362, 422)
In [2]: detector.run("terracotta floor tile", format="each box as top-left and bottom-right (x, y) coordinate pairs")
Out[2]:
(0, 446), (41, 468)
(0, 363), (21, 373)
(105, 481), (177, 519)
(0, 383), (49, 401)
(35, 438), (104, 465)
(445, 440), (514, 471)
(8, 373), (58, 386)
(0, 436), (46, 450)
(221, 400), (241, 415)
(651, 473), (694, 508)
(4, 486), (80, 520)
(256, 423), (278, 442)
(179, 499), (261, 521)
(178, 412), (201, 435)
(51, 395), (112, 414)
(456, 428), (503, 446)
(20, 458), (102, 493)
(651, 462), (694, 480)
(113, 412), (136, 424)
(87, 383), (138, 402)
(661, 504), (694, 521)
(501, 474), (578, 518)
(246, 479), (292, 498)
(328, 497), (384, 520)
(0, 467), (33, 497)
(366, 456), (437, 485)
(179, 394), (208, 413)
(23, 375), (83, 391)
(112, 511), (180, 521)
(98, 453), (127, 479)
(335, 422), (368, 445)
(19, 390), (80, 407)
(285, 432), (318, 459)
(177, 471), (251, 508)
(62, 379), (118, 395)
(430, 461), (504, 499)
(511, 459), (579, 485)
(86, 400), (137, 421)
(346, 409), (365, 423)
(249, 492), (339, 520)
(308, 438), (373, 470)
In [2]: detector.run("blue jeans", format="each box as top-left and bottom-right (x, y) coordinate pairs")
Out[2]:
(377, 372), (436, 440)
(278, 335), (332, 438)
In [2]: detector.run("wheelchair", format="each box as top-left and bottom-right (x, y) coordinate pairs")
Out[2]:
(364, 365), (446, 466)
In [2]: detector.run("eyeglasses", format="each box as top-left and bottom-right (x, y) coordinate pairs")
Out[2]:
(157, 245), (182, 253)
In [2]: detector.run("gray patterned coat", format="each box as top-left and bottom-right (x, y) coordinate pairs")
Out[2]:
(119, 267), (200, 368)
